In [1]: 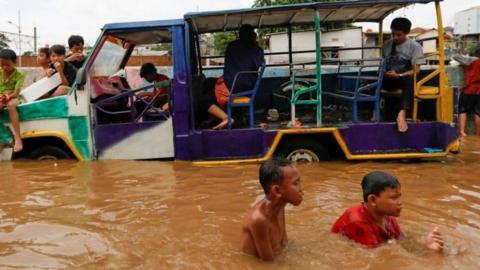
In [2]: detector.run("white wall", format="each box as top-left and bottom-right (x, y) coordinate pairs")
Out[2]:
(416, 30), (438, 54)
(267, 28), (363, 64)
(454, 7), (480, 35)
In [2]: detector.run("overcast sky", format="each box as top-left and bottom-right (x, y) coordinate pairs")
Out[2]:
(0, 0), (477, 53)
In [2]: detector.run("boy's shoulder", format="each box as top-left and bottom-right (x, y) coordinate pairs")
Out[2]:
(470, 58), (480, 68)
(250, 201), (269, 219)
(244, 201), (270, 228)
(0, 69), (24, 82)
(341, 203), (367, 222)
(14, 68), (25, 78)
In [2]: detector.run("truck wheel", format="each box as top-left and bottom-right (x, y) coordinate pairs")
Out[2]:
(29, 146), (71, 160)
(279, 138), (330, 162)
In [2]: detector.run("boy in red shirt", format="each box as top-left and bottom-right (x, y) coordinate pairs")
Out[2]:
(332, 171), (443, 251)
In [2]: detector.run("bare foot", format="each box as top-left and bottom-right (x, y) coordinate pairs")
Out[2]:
(396, 111), (408, 133)
(13, 138), (23, 152)
(396, 117), (408, 132)
(212, 118), (233, 130)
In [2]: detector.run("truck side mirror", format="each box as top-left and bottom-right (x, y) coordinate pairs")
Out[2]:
(75, 67), (87, 89)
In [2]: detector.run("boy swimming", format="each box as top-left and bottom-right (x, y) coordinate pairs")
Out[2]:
(332, 171), (443, 251)
(241, 158), (303, 261)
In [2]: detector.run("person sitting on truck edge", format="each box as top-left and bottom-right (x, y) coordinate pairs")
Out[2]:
(331, 171), (444, 251)
(241, 158), (303, 261)
(136, 63), (170, 113)
(47, 44), (77, 97)
(37, 47), (51, 78)
(0, 49), (25, 152)
(201, 24), (264, 130)
(65, 35), (86, 69)
(382, 17), (425, 133)
(453, 46), (480, 137)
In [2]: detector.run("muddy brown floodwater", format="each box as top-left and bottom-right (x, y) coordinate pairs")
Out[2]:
(0, 138), (480, 269)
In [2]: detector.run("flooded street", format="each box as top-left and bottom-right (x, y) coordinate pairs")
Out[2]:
(0, 139), (479, 269)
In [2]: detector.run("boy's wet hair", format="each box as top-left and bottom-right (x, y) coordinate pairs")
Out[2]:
(68, 35), (84, 48)
(38, 47), (50, 58)
(259, 158), (292, 194)
(140, 63), (157, 78)
(0, 49), (17, 62)
(361, 171), (400, 202)
(50, 44), (66, 56)
(390, 17), (412, 34)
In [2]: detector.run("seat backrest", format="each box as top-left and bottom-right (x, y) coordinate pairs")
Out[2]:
(374, 58), (386, 95)
(335, 58), (385, 93)
(251, 61), (267, 100)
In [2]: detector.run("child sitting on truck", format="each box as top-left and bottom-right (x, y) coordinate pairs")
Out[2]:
(135, 63), (170, 113)
(0, 49), (25, 152)
(47, 44), (77, 97)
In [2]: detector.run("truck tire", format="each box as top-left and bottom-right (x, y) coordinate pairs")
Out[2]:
(29, 146), (71, 160)
(279, 138), (330, 162)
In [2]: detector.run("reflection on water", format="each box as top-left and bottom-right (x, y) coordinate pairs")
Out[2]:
(0, 138), (479, 269)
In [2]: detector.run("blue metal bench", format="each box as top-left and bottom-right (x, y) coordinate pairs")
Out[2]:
(227, 62), (266, 129)
(323, 58), (385, 123)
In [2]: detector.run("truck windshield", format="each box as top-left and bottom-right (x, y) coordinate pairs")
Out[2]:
(91, 36), (128, 76)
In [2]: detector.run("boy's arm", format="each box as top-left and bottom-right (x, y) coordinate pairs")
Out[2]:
(399, 227), (444, 254)
(452, 54), (478, 66)
(66, 53), (85, 62)
(54, 62), (69, 86)
(10, 72), (25, 99)
(250, 217), (274, 261)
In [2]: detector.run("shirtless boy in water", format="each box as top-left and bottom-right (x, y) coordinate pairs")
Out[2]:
(241, 158), (303, 261)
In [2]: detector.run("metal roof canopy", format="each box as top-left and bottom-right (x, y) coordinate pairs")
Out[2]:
(184, 0), (440, 34)
(102, 20), (184, 44)
(103, 19), (184, 32)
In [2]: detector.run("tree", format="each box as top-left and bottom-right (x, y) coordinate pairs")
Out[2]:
(0, 33), (10, 50)
(151, 43), (172, 51)
(214, 31), (236, 55)
(22, 51), (33, 56)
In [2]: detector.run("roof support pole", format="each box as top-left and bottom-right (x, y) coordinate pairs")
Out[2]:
(378, 20), (383, 58)
(435, 0), (447, 121)
(315, 9), (322, 127)
(288, 25), (293, 75)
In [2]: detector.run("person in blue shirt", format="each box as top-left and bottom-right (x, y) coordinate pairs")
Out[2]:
(224, 24), (264, 94)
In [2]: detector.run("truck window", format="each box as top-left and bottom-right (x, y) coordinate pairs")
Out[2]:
(91, 36), (128, 77)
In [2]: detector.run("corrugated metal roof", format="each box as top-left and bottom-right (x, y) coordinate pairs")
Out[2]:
(185, 0), (439, 33)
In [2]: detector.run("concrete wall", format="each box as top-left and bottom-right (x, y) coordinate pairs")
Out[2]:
(455, 6), (480, 35)
(267, 28), (363, 64)
(16, 55), (172, 68)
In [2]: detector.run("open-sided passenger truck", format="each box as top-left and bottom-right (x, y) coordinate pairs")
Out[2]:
(0, 0), (459, 163)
